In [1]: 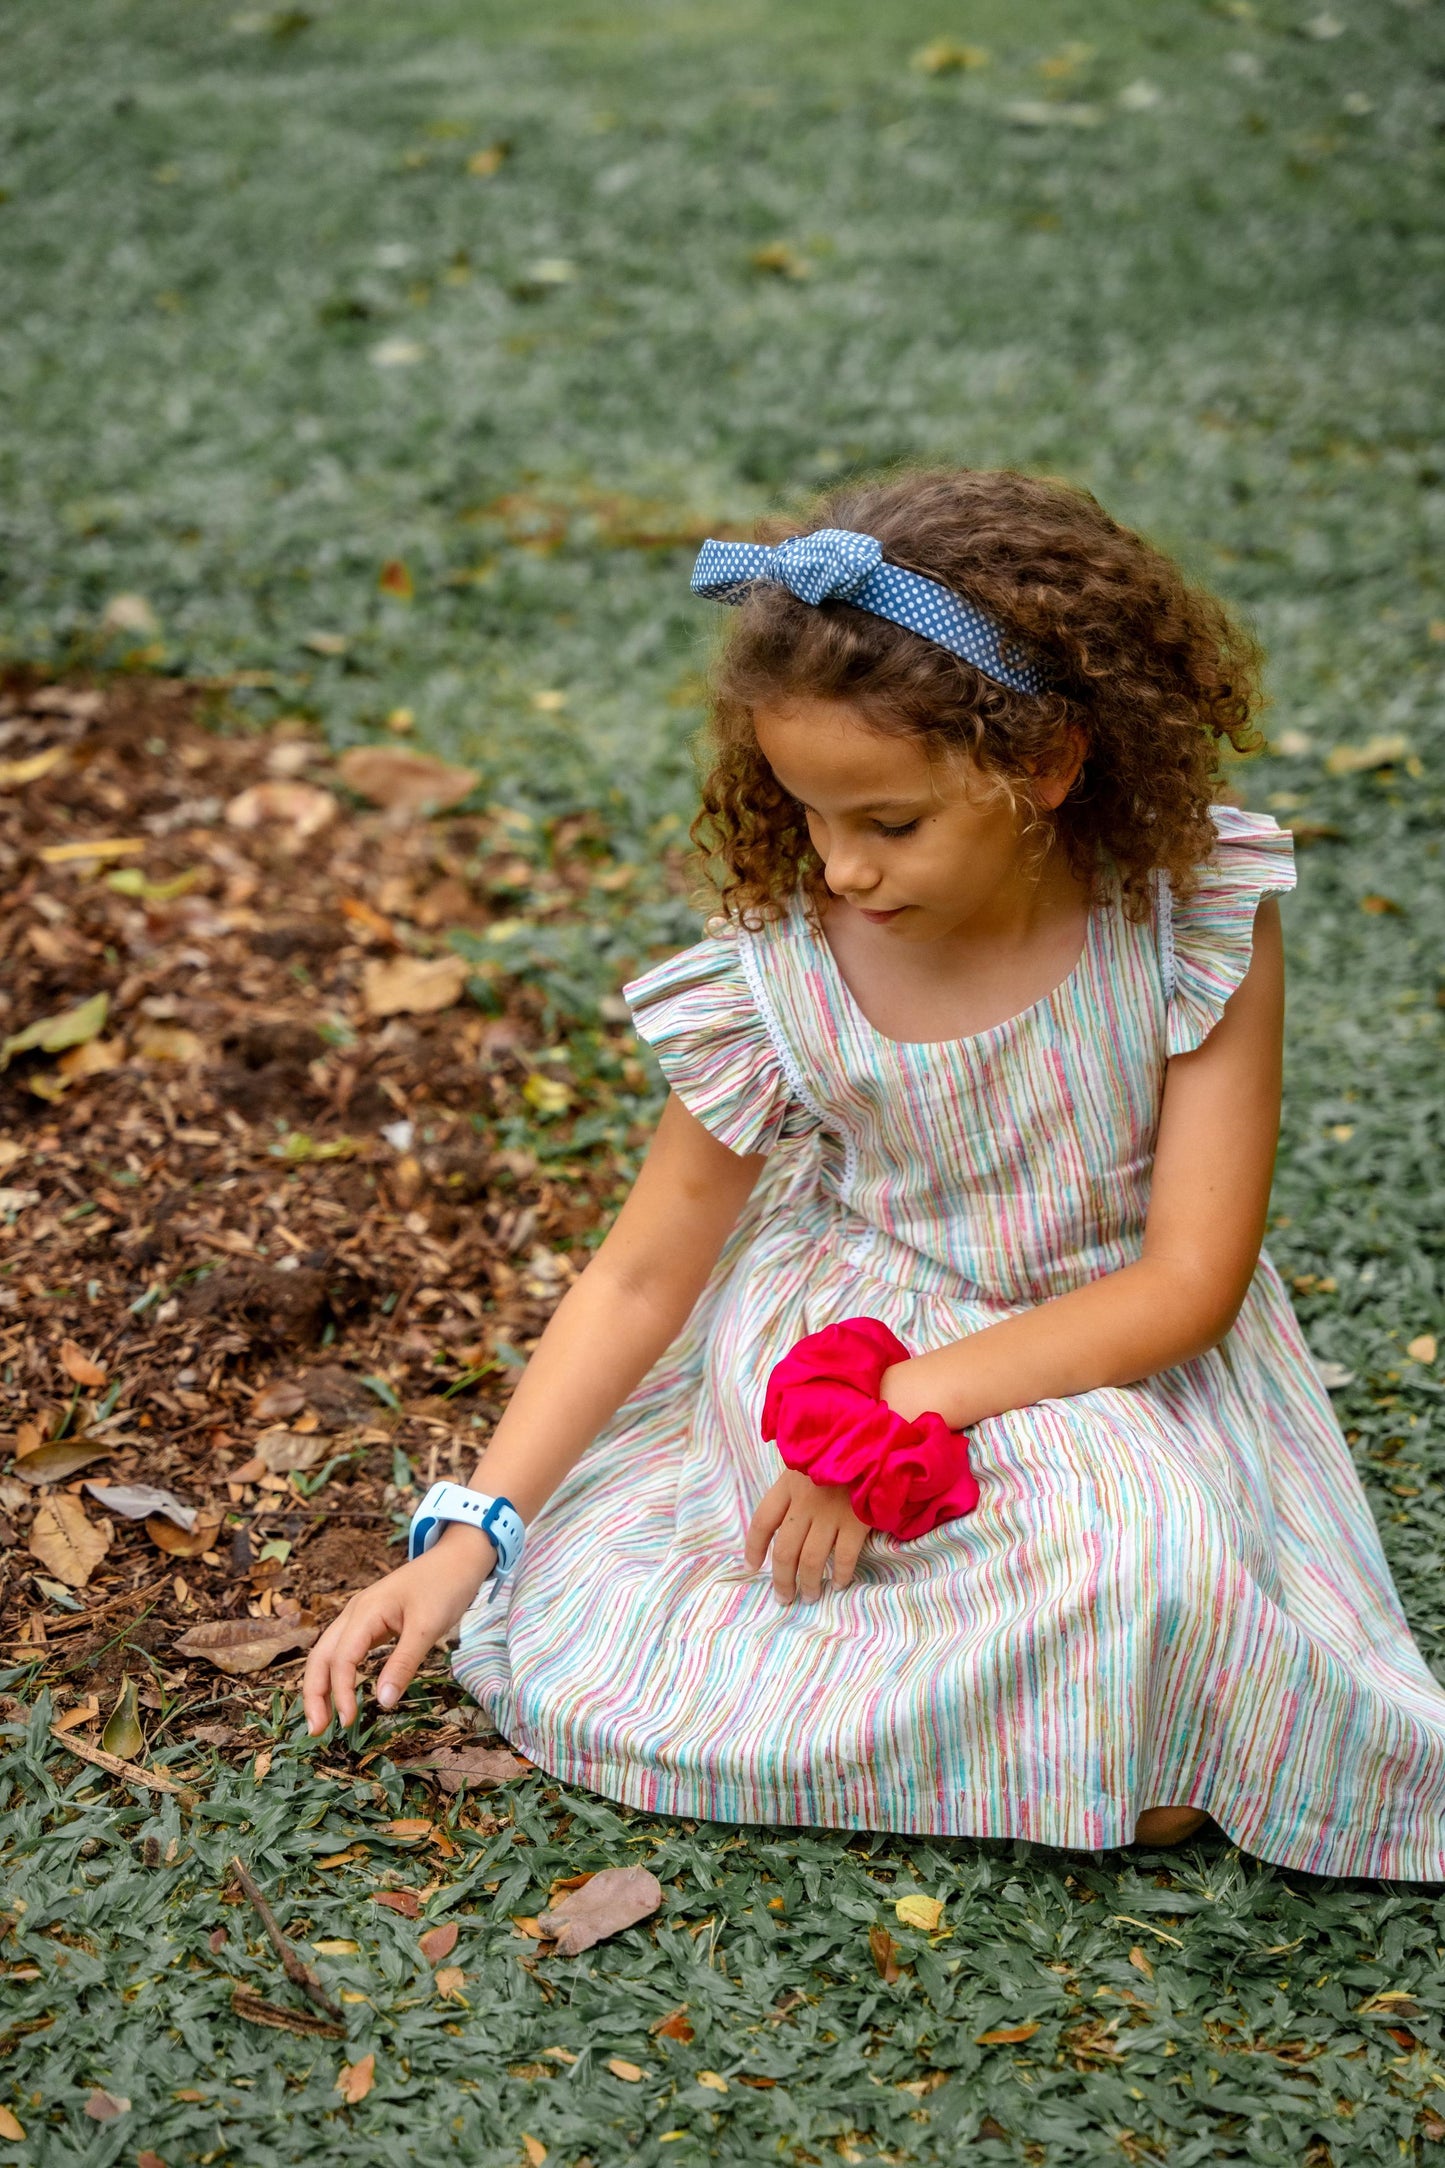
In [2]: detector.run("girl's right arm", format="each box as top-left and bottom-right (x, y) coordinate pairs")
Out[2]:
(302, 1092), (765, 1734)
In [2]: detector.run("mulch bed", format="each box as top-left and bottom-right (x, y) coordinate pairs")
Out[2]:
(0, 670), (668, 1737)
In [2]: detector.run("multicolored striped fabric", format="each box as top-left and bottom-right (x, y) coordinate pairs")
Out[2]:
(455, 805), (1445, 1877)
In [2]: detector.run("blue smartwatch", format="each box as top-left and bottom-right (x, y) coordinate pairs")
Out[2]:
(407, 1482), (525, 1600)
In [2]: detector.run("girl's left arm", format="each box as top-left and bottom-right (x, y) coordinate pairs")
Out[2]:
(883, 896), (1286, 1432)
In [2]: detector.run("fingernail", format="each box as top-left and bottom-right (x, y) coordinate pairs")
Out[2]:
(377, 1682), (398, 1708)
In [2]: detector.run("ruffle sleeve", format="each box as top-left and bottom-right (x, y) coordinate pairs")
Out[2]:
(622, 923), (820, 1156)
(1163, 804), (1298, 1057)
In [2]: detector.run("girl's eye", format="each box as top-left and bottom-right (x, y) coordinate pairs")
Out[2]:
(873, 819), (919, 838)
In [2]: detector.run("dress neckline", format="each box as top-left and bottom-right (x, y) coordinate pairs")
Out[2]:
(801, 885), (1102, 1051)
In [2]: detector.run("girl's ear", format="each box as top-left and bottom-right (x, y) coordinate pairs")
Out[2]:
(1032, 726), (1089, 813)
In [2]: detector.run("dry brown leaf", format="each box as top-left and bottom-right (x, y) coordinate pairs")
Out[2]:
(400, 1743), (532, 1794)
(146, 1508), (224, 1558)
(418, 1920), (459, 1964)
(29, 1492), (111, 1588)
(60, 1339), (107, 1388)
(361, 953), (468, 1019)
(225, 781), (337, 841)
(434, 1965), (466, 2000)
(51, 1695), (100, 1735)
(371, 1890), (421, 1920)
(1128, 1944), (1154, 1979)
(134, 1023), (205, 1064)
(606, 2060), (644, 2083)
(255, 1428), (330, 1474)
(976, 2023), (1040, 2046)
(650, 2006), (694, 2042)
(536, 1865), (663, 1957)
(173, 1618), (318, 1675)
(869, 1924), (904, 1983)
(338, 746), (478, 815)
(84, 2090), (130, 2121)
(11, 1434), (113, 1485)
(0, 2109), (25, 2143)
(253, 1380), (307, 1422)
(384, 1817), (434, 1840)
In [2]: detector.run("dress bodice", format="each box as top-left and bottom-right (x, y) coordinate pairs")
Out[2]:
(624, 806), (1297, 1310)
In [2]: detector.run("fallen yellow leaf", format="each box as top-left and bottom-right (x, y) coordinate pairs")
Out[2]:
(521, 1072), (572, 1119)
(1323, 734), (1411, 776)
(0, 2106), (26, 2141)
(895, 1893), (944, 1933)
(39, 836), (146, 864)
(607, 2059), (644, 2082)
(0, 746), (68, 786)
(1406, 1334), (1437, 1365)
(697, 2070), (729, 2093)
(912, 38), (989, 71)
(313, 1939), (358, 1956)
(361, 953), (468, 1019)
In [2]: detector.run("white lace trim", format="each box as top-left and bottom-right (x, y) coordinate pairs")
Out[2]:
(1153, 865), (1177, 1010)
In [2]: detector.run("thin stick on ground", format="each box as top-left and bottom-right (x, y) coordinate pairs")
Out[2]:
(50, 1728), (199, 1810)
(229, 1854), (345, 2025)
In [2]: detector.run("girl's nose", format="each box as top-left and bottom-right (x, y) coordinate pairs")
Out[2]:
(823, 843), (880, 898)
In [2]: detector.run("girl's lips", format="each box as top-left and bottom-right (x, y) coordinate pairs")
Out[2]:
(857, 905), (905, 923)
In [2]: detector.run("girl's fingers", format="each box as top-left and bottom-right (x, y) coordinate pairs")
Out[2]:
(796, 1524), (837, 1604)
(769, 1507), (811, 1603)
(310, 1597), (397, 1731)
(831, 1518), (868, 1589)
(376, 1624), (437, 1711)
(744, 1478), (792, 1569)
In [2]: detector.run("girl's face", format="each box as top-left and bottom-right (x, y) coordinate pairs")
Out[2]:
(753, 695), (1082, 944)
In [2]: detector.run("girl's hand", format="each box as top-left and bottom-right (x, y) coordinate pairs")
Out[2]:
(744, 1470), (869, 1604)
(302, 1528), (494, 1735)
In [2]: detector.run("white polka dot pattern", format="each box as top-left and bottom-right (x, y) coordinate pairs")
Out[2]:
(690, 527), (1050, 695)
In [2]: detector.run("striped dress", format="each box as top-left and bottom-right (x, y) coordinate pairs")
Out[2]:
(456, 805), (1445, 1877)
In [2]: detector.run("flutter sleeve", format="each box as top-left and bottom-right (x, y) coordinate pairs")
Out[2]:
(1162, 804), (1298, 1057)
(622, 922), (820, 1156)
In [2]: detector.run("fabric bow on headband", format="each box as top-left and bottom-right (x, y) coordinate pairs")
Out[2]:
(690, 525), (1049, 695)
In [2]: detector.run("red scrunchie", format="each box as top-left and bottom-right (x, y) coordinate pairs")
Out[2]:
(761, 1316), (980, 1542)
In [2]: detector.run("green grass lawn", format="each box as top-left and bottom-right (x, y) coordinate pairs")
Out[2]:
(4, 0), (1445, 2160)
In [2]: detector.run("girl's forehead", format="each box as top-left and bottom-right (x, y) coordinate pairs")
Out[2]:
(754, 697), (969, 805)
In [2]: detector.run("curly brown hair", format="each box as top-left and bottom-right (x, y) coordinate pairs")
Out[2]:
(689, 467), (1266, 930)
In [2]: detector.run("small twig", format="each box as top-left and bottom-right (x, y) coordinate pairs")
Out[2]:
(50, 1727), (199, 1810)
(230, 1855), (344, 2024)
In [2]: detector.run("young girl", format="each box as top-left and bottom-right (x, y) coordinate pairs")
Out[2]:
(305, 468), (1445, 1876)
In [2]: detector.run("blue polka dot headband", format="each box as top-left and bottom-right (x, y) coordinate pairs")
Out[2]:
(690, 527), (1050, 696)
